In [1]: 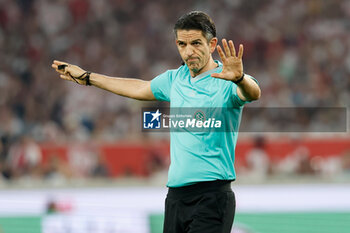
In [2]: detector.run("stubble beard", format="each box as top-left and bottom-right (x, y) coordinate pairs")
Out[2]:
(187, 60), (202, 75)
(188, 56), (211, 76)
(190, 66), (200, 75)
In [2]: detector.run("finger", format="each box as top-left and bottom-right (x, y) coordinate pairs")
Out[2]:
(222, 39), (231, 57)
(216, 45), (226, 60)
(51, 64), (65, 74)
(53, 60), (69, 66)
(60, 74), (72, 81)
(57, 64), (68, 71)
(53, 61), (69, 73)
(52, 64), (63, 70)
(52, 64), (65, 74)
(229, 40), (236, 57)
(238, 44), (244, 59)
(211, 73), (223, 79)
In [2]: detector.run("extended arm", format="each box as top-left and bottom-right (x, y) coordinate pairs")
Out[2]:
(89, 73), (155, 100)
(51, 60), (156, 101)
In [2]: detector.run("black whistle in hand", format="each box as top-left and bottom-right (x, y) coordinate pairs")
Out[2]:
(57, 64), (67, 70)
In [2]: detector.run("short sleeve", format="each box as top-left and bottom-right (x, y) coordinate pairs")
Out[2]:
(231, 74), (259, 106)
(150, 70), (175, 102)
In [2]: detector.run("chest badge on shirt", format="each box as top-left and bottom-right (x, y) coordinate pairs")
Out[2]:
(193, 110), (205, 122)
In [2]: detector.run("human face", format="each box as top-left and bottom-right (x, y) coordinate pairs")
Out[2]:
(176, 30), (217, 76)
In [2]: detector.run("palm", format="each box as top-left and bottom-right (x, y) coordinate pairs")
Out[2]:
(211, 39), (244, 82)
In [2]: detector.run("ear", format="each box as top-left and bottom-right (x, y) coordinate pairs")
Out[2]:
(209, 37), (218, 53)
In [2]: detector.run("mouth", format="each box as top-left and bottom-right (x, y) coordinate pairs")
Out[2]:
(186, 57), (199, 62)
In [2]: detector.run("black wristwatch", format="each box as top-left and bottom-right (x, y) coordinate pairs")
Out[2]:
(233, 73), (245, 84)
(84, 71), (91, 86)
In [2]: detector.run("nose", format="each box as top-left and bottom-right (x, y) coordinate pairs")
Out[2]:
(184, 45), (195, 57)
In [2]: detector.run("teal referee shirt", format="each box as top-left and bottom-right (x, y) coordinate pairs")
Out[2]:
(151, 61), (252, 187)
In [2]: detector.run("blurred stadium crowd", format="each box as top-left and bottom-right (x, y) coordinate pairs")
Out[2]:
(0, 0), (349, 182)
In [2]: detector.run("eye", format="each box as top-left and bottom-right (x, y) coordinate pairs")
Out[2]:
(178, 41), (186, 47)
(192, 41), (201, 46)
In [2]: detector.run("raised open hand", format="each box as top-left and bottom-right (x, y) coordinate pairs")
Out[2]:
(211, 39), (244, 82)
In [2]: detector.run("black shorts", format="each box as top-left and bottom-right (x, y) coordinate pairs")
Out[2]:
(163, 180), (236, 233)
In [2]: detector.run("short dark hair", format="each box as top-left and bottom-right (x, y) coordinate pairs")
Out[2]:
(174, 11), (216, 42)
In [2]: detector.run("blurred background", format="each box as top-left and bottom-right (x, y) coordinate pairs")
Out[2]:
(0, 0), (349, 232)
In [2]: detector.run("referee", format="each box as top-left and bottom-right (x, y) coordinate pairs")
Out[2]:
(52, 11), (260, 233)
